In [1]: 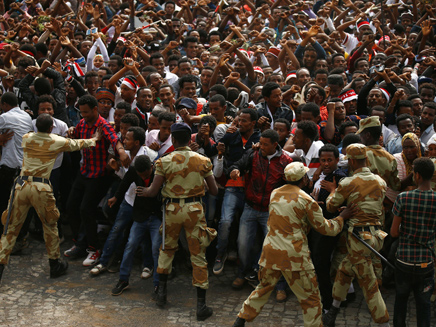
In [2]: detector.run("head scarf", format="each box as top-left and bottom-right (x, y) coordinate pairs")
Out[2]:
(401, 132), (422, 175)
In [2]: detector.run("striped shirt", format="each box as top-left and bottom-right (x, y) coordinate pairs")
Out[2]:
(300, 140), (323, 180)
(73, 115), (119, 178)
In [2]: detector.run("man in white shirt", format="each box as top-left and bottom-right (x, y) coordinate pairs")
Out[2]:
(146, 112), (176, 157)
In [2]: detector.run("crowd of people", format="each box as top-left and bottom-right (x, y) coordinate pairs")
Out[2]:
(0, 0), (435, 325)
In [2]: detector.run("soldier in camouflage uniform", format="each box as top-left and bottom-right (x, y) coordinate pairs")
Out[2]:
(0, 114), (100, 283)
(323, 144), (390, 327)
(135, 122), (218, 321)
(232, 162), (356, 327)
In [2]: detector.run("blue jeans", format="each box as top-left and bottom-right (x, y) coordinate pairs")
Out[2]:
(237, 203), (269, 278)
(119, 215), (162, 287)
(394, 260), (434, 327)
(100, 200), (133, 266)
(216, 187), (245, 256)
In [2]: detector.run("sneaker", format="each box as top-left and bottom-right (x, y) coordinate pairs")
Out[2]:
(213, 253), (228, 275)
(64, 245), (87, 259)
(89, 264), (107, 276)
(111, 280), (129, 296)
(232, 277), (246, 290)
(82, 249), (101, 267)
(276, 290), (288, 303)
(141, 267), (153, 279)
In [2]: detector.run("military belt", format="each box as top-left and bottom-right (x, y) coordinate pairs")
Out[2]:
(19, 176), (50, 185)
(168, 197), (202, 204)
(353, 225), (380, 233)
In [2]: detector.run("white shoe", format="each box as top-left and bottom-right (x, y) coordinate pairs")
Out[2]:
(90, 264), (107, 276)
(83, 249), (101, 267)
(141, 267), (153, 279)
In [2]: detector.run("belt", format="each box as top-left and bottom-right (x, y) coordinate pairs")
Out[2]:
(353, 225), (381, 233)
(397, 259), (434, 268)
(168, 197), (201, 204)
(19, 176), (50, 184)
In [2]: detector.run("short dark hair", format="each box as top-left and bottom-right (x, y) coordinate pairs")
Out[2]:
(134, 155), (152, 173)
(314, 69), (328, 77)
(240, 108), (258, 122)
(209, 94), (226, 107)
(342, 133), (361, 149)
(363, 126), (382, 141)
(319, 143), (339, 158)
(297, 120), (319, 142)
(36, 94), (57, 112)
(397, 100), (413, 109)
(199, 115), (217, 133)
(84, 71), (98, 83)
(274, 118), (291, 130)
(339, 121), (358, 136)
(260, 129), (279, 144)
(262, 82), (280, 98)
(35, 42), (48, 56)
(36, 113), (53, 133)
(423, 102), (436, 111)
(413, 157), (435, 180)
(109, 55), (123, 67)
(121, 113), (140, 126)
(158, 112), (176, 124)
(116, 101), (131, 113)
(328, 74), (344, 86)
(369, 105), (387, 115)
(305, 85), (326, 101)
(149, 52), (164, 65)
(177, 57), (191, 68)
(301, 102), (320, 117)
(127, 126), (146, 145)
(184, 36), (198, 47)
(396, 114), (413, 129)
(178, 74), (197, 89)
(34, 77), (51, 95)
(77, 95), (98, 108)
(419, 83), (436, 96)
(1, 92), (18, 107)
(210, 84), (228, 99)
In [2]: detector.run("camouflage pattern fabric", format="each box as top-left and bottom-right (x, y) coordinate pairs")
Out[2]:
(326, 167), (389, 324)
(155, 147), (216, 289)
(155, 146), (213, 199)
(238, 268), (323, 327)
(236, 184), (344, 326)
(157, 201), (216, 289)
(0, 132), (96, 265)
(366, 145), (401, 192)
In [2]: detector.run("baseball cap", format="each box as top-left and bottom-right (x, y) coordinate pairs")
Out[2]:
(356, 116), (380, 134)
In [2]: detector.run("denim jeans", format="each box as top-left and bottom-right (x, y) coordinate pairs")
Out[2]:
(394, 260), (435, 327)
(99, 200), (133, 266)
(216, 187), (245, 257)
(237, 203), (269, 278)
(119, 215), (162, 287)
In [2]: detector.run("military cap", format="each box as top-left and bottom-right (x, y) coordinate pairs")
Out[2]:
(356, 116), (380, 134)
(171, 122), (192, 134)
(178, 98), (197, 110)
(345, 143), (367, 159)
(284, 162), (309, 182)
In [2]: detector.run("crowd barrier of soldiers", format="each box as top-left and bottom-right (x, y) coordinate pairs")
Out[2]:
(0, 0), (436, 325)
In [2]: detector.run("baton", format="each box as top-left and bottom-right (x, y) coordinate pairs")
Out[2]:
(4, 177), (22, 235)
(351, 231), (395, 270)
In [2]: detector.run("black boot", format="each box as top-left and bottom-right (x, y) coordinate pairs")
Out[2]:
(0, 264), (4, 285)
(49, 259), (68, 278)
(196, 287), (213, 321)
(323, 306), (340, 327)
(232, 317), (246, 327)
(156, 274), (168, 308)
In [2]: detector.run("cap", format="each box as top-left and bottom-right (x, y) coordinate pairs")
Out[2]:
(339, 89), (357, 103)
(254, 66), (264, 75)
(356, 116), (380, 134)
(356, 20), (370, 31)
(345, 143), (367, 159)
(178, 98), (197, 110)
(96, 88), (115, 103)
(171, 122), (192, 134)
(284, 162), (309, 182)
(285, 72), (297, 83)
(267, 47), (280, 58)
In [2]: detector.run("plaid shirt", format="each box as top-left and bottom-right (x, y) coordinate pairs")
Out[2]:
(73, 115), (119, 178)
(392, 189), (436, 264)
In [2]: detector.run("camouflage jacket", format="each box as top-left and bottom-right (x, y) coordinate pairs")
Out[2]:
(155, 146), (213, 198)
(366, 145), (401, 191)
(326, 167), (386, 227)
(258, 184), (344, 271)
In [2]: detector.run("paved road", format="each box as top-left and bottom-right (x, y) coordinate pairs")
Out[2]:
(0, 235), (433, 327)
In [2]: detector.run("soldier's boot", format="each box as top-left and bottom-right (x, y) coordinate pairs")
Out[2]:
(323, 306), (340, 327)
(0, 264), (4, 285)
(49, 259), (68, 278)
(156, 274), (168, 308)
(196, 287), (213, 321)
(232, 317), (246, 327)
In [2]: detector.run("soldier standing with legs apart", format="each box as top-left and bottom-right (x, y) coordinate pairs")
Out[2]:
(323, 144), (390, 327)
(136, 122), (218, 321)
(0, 114), (101, 283)
(232, 162), (356, 327)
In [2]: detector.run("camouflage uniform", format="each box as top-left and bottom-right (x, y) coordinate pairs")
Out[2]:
(155, 146), (216, 289)
(326, 144), (389, 324)
(237, 163), (344, 327)
(0, 132), (96, 264)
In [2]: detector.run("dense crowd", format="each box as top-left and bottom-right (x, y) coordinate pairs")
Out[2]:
(0, 0), (436, 325)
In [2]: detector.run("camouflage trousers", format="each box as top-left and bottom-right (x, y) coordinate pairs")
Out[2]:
(0, 180), (60, 265)
(238, 268), (323, 327)
(332, 228), (389, 324)
(157, 200), (216, 289)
